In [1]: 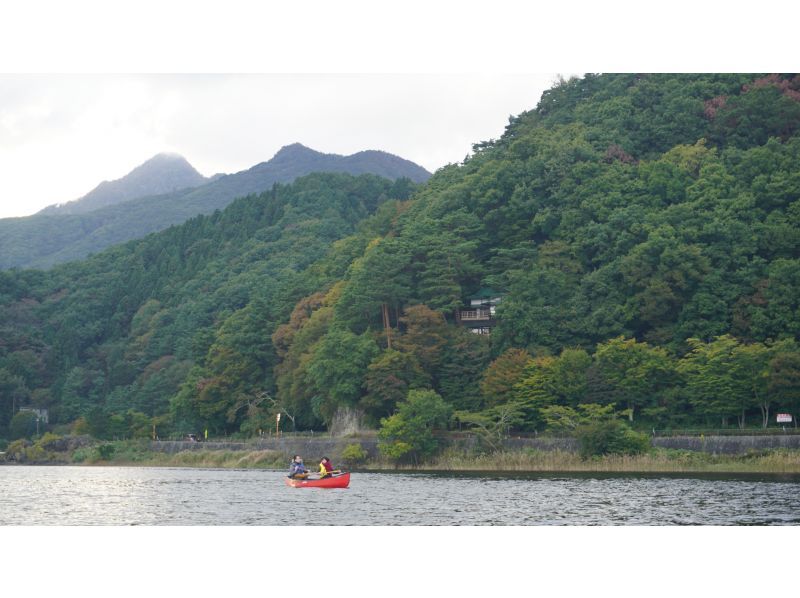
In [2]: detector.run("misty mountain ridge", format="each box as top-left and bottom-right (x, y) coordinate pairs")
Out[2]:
(0, 143), (431, 269)
(38, 153), (208, 216)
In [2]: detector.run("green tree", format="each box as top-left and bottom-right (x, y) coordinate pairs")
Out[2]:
(594, 336), (675, 422)
(435, 327), (491, 411)
(335, 237), (412, 341)
(539, 403), (617, 434)
(273, 294), (337, 430)
(514, 348), (602, 427)
(0, 368), (29, 433)
(678, 336), (750, 427)
(731, 342), (771, 428)
(769, 347), (800, 426)
(455, 402), (527, 451)
(550, 347), (593, 406)
(360, 349), (429, 426)
(9, 410), (39, 440)
(305, 328), (379, 424)
(378, 389), (452, 465)
(395, 304), (450, 373)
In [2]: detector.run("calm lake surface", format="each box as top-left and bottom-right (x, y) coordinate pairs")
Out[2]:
(2, 466), (799, 525)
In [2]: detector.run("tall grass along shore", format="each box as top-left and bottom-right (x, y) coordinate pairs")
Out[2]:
(4, 437), (800, 474)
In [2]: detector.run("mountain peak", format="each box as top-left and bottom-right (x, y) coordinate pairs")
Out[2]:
(39, 153), (207, 216)
(273, 143), (323, 159)
(149, 151), (190, 163)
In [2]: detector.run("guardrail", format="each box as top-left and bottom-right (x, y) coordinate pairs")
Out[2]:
(156, 428), (800, 445)
(652, 428), (800, 437)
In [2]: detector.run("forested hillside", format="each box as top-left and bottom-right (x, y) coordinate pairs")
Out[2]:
(2, 73), (800, 449)
(0, 173), (416, 438)
(0, 144), (430, 269)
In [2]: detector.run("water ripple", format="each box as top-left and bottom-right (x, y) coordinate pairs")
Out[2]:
(1, 466), (798, 525)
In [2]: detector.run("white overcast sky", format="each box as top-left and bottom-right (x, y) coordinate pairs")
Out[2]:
(0, 73), (562, 218)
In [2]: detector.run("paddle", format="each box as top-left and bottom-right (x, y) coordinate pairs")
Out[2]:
(311, 469), (345, 478)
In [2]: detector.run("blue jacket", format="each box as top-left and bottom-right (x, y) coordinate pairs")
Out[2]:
(288, 461), (307, 477)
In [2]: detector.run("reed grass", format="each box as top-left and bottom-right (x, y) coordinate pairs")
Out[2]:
(100, 447), (288, 469)
(367, 448), (800, 474)
(67, 440), (800, 473)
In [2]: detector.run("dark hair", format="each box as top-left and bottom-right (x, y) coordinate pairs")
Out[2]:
(322, 456), (329, 461)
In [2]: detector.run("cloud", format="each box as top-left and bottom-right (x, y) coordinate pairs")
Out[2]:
(0, 74), (559, 218)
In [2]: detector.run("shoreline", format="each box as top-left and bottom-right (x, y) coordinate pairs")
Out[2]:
(4, 444), (800, 475)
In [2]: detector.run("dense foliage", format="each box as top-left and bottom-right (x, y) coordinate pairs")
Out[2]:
(0, 172), (415, 439)
(2, 73), (800, 451)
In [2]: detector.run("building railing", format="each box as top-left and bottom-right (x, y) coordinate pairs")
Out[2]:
(460, 308), (493, 321)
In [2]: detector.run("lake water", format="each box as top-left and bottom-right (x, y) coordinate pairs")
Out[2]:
(1, 466), (799, 525)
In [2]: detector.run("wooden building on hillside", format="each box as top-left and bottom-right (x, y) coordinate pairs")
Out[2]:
(457, 288), (503, 335)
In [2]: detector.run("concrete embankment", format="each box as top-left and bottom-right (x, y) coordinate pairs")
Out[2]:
(150, 433), (800, 460)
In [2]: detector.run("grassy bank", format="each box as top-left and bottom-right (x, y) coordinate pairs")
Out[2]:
(363, 448), (800, 474)
(3, 438), (290, 469)
(77, 442), (289, 469)
(6, 436), (800, 474)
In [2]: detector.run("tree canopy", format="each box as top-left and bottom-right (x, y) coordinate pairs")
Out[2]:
(2, 74), (800, 443)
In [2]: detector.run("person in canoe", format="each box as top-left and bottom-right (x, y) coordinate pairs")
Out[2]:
(318, 456), (334, 479)
(288, 455), (309, 479)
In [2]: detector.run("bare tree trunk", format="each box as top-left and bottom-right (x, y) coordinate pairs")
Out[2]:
(382, 303), (392, 349)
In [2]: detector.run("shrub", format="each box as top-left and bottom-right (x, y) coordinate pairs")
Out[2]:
(24, 444), (48, 462)
(96, 443), (116, 460)
(341, 443), (368, 468)
(576, 420), (651, 458)
(378, 389), (452, 465)
(71, 418), (90, 436)
(35, 433), (63, 451)
(106, 440), (153, 463)
(6, 439), (30, 461)
(72, 447), (94, 463)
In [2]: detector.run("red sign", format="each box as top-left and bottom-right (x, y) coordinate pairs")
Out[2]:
(777, 413), (792, 423)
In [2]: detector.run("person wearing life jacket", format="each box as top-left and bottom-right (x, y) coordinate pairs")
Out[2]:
(318, 456), (334, 478)
(288, 455), (308, 479)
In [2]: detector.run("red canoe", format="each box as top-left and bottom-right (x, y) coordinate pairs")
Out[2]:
(284, 472), (350, 489)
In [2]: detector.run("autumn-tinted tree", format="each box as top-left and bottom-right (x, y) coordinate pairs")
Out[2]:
(360, 349), (429, 425)
(480, 348), (532, 407)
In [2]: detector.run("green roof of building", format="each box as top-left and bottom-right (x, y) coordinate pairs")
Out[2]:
(467, 287), (503, 299)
